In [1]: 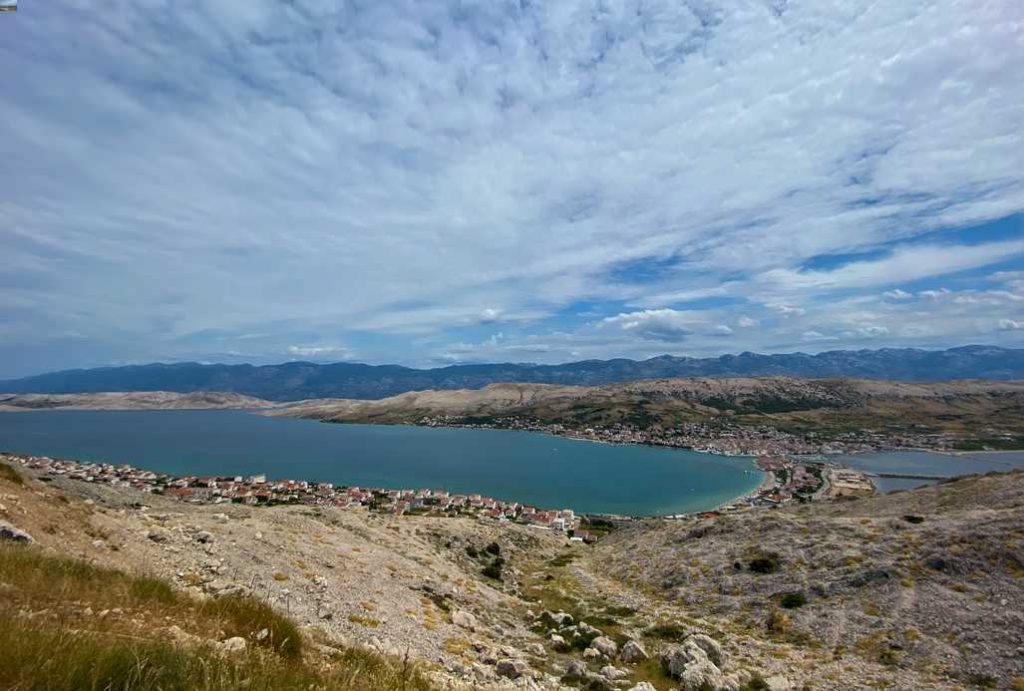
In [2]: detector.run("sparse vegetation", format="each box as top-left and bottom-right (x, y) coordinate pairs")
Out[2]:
(0, 543), (433, 691)
(481, 556), (504, 580)
(748, 551), (781, 574)
(0, 461), (25, 485)
(779, 591), (807, 609)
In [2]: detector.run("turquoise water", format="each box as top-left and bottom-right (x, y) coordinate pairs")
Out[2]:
(828, 450), (1023, 493)
(0, 410), (762, 516)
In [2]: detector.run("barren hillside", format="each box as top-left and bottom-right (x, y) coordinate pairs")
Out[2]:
(4, 454), (1023, 689)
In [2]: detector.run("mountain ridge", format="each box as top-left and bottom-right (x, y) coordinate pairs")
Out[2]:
(3, 345), (1023, 401)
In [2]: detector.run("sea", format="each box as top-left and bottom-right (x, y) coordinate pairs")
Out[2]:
(0, 409), (764, 517)
(824, 450), (1024, 493)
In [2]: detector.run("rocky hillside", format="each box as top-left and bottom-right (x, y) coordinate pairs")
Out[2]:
(595, 471), (1024, 689)
(3, 454), (1023, 689)
(274, 377), (1024, 445)
(3, 345), (1022, 401)
(0, 391), (273, 411)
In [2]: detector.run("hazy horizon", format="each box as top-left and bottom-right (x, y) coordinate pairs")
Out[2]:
(3, 343), (1018, 381)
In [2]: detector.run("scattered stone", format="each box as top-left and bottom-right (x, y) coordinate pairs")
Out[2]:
(550, 633), (569, 652)
(255, 628), (269, 642)
(452, 610), (478, 631)
(764, 674), (793, 690)
(563, 660), (588, 680)
(91, 539), (105, 550)
(628, 683), (657, 691)
(589, 635), (618, 659)
(525, 642), (547, 657)
(195, 531), (214, 544)
(219, 637), (247, 655)
(600, 665), (628, 680)
(661, 636), (727, 691)
(583, 647), (602, 660)
(620, 639), (649, 663)
(146, 527), (171, 543)
(0, 522), (33, 544)
(495, 658), (528, 679)
(688, 633), (724, 668)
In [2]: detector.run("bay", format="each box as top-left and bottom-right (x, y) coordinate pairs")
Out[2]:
(0, 409), (763, 516)
(827, 450), (1021, 493)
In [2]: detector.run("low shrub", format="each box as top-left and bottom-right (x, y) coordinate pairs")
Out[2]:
(779, 591), (807, 609)
(748, 551), (781, 574)
(481, 557), (504, 581)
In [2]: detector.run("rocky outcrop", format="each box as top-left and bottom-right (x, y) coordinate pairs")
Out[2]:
(620, 639), (648, 663)
(661, 634), (730, 691)
(495, 658), (529, 679)
(0, 522), (34, 544)
(589, 635), (618, 659)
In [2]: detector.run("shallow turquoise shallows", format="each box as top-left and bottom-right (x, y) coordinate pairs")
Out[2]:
(0, 410), (763, 516)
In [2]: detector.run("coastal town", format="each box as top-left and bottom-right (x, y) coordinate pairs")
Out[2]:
(416, 414), (965, 456)
(2, 444), (875, 534)
(1, 452), (591, 536)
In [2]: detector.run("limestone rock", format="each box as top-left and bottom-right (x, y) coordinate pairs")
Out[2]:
(620, 639), (649, 663)
(765, 674), (793, 690)
(628, 683), (658, 691)
(589, 635), (618, 659)
(495, 658), (528, 679)
(661, 636), (728, 691)
(0, 522), (34, 544)
(452, 610), (478, 631)
(147, 527), (171, 543)
(550, 633), (569, 652)
(219, 636), (247, 655)
(563, 659), (588, 680)
(689, 633), (724, 668)
(600, 665), (629, 680)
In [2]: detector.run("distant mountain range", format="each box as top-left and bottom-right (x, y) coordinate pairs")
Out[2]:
(1, 345), (1021, 402)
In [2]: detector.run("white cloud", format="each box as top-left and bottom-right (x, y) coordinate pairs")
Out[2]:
(857, 326), (890, 337)
(883, 289), (913, 300)
(772, 305), (807, 318)
(801, 330), (839, 342)
(601, 309), (698, 341)
(286, 345), (352, 359)
(713, 324), (734, 336)
(999, 319), (1024, 331)
(760, 241), (1024, 293)
(479, 308), (503, 324)
(737, 315), (759, 328)
(1, 0), (1023, 373)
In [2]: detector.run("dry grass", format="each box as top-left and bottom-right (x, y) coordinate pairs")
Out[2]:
(0, 543), (434, 691)
(0, 461), (25, 485)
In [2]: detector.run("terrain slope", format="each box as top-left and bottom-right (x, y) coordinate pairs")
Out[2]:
(274, 377), (1024, 445)
(2, 454), (1022, 689)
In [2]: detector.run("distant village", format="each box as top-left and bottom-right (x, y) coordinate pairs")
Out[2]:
(2, 452), (596, 540)
(417, 414), (964, 456)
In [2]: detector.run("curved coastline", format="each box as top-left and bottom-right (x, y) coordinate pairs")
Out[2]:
(0, 409), (764, 518)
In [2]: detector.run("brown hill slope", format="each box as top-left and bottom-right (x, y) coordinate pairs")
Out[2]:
(273, 378), (1024, 445)
(0, 391), (274, 411)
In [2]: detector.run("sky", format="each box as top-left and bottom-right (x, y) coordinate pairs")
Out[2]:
(1, 0), (1023, 378)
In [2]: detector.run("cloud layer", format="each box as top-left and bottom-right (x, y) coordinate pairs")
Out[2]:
(1, 0), (1022, 376)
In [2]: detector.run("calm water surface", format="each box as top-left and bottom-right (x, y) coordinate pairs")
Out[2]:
(0, 410), (762, 516)
(828, 450), (1024, 493)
